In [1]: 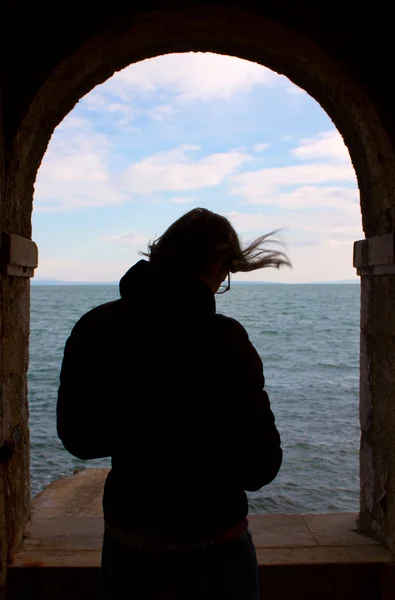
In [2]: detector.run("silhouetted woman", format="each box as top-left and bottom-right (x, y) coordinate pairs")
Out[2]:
(57, 208), (290, 600)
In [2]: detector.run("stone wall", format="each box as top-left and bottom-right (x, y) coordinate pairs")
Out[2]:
(0, 99), (31, 598)
(359, 275), (395, 550)
(0, 68), (6, 600)
(0, 306), (31, 599)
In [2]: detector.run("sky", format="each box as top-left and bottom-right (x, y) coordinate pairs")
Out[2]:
(32, 52), (363, 283)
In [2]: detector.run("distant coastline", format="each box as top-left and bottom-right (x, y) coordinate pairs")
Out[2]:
(32, 279), (360, 286)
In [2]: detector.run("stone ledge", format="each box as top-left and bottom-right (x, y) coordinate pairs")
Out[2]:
(7, 470), (395, 600)
(11, 514), (392, 568)
(10, 468), (393, 567)
(30, 468), (108, 518)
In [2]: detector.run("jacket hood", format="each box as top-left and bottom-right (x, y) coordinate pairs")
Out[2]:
(119, 259), (216, 315)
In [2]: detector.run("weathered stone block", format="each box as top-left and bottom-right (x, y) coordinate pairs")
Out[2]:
(353, 239), (368, 269)
(0, 233), (38, 278)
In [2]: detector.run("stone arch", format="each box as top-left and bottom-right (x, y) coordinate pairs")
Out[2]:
(7, 7), (395, 239)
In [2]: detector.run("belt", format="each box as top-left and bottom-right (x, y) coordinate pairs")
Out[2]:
(105, 518), (249, 553)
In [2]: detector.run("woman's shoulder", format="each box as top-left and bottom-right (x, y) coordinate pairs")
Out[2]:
(206, 314), (263, 377)
(207, 313), (250, 341)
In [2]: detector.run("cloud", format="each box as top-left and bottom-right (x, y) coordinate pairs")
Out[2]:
(148, 104), (174, 121)
(242, 185), (359, 210)
(224, 133), (361, 255)
(34, 115), (250, 211)
(34, 118), (127, 212)
(106, 232), (150, 245)
(230, 163), (355, 199)
(120, 145), (251, 194)
(60, 115), (91, 130)
(253, 143), (270, 152)
(81, 53), (286, 124)
(225, 209), (362, 241)
(291, 130), (350, 162)
(104, 53), (281, 103)
(229, 132), (357, 216)
(169, 196), (196, 204)
(82, 89), (139, 126)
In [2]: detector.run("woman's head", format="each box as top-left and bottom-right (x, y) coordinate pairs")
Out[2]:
(141, 208), (291, 290)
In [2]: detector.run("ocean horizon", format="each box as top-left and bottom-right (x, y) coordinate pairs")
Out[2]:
(32, 279), (360, 286)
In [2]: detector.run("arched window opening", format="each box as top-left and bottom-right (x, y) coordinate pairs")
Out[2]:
(29, 52), (362, 514)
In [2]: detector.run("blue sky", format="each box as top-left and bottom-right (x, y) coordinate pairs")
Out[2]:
(32, 53), (362, 283)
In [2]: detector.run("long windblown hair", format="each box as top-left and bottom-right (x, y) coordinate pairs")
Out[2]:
(140, 208), (291, 274)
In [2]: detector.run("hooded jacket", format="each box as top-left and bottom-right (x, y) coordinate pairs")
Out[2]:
(57, 259), (282, 541)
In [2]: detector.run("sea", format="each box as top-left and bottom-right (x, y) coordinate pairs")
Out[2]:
(29, 283), (361, 513)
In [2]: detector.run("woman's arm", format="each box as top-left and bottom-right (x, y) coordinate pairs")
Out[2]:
(218, 315), (283, 491)
(57, 315), (113, 460)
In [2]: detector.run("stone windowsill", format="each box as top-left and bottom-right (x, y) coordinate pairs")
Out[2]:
(10, 469), (395, 568)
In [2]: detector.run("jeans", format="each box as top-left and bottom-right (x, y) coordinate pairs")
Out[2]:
(101, 529), (259, 600)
